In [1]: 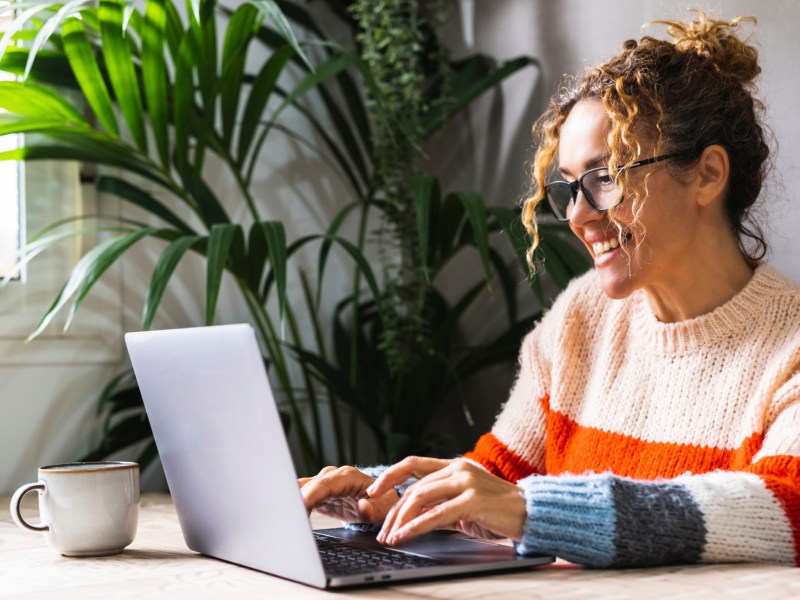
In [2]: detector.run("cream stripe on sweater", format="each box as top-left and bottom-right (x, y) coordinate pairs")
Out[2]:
(465, 264), (800, 566)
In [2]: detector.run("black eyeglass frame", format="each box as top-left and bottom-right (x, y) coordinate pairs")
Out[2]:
(544, 153), (681, 222)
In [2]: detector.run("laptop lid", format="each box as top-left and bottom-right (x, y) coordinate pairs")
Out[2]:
(127, 324), (553, 588)
(126, 324), (327, 588)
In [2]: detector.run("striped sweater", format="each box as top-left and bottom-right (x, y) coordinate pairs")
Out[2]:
(463, 264), (800, 567)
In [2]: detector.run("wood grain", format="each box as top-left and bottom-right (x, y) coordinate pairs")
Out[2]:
(2, 493), (798, 599)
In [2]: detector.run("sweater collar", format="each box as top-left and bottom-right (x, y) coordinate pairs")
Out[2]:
(633, 264), (789, 355)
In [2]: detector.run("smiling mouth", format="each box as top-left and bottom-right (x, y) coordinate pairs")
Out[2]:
(591, 232), (632, 257)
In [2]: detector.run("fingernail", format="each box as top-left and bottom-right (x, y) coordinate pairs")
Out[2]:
(366, 483), (376, 495)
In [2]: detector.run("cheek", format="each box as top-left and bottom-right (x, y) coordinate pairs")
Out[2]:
(608, 192), (640, 227)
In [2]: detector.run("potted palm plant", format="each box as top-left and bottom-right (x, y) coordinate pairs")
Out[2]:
(0, 0), (344, 471)
(0, 0), (588, 473)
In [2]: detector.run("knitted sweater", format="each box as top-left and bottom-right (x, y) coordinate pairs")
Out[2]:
(463, 264), (800, 567)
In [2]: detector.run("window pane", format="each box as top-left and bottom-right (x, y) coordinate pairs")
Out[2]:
(0, 137), (21, 278)
(0, 3), (22, 279)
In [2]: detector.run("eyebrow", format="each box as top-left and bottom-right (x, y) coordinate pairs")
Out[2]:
(558, 153), (612, 178)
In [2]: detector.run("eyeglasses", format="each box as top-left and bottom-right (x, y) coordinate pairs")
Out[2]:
(544, 153), (680, 222)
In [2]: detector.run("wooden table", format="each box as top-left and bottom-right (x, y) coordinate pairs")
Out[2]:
(2, 493), (798, 599)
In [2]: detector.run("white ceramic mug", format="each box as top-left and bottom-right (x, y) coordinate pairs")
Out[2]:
(10, 461), (140, 557)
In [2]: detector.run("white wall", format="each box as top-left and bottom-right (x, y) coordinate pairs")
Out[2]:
(2, 0), (798, 495)
(447, 0), (799, 283)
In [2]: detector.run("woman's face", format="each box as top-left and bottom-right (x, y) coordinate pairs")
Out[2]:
(558, 99), (699, 300)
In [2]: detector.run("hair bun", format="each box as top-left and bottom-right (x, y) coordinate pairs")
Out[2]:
(651, 12), (760, 86)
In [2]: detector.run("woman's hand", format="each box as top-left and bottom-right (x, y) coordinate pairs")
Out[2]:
(369, 459), (527, 546)
(298, 466), (399, 524)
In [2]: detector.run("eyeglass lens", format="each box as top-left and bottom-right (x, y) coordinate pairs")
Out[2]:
(547, 168), (620, 221)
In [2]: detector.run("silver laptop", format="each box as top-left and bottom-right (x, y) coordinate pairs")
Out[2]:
(126, 324), (553, 589)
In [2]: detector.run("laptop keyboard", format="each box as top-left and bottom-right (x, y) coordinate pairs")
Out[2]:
(314, 532), (442, 576)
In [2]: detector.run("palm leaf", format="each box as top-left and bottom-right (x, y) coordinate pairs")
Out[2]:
(488, 248), (518, 326)
(413, 175), (439, 283)
(450, 191), (492, 288)
(271, 120), (362, 197)
(0, 2), (57, 63)
(187, 0), (216, 175)
(99, 0), (148, 151)
(142, 235), (200, 329)
(0, 116), (72, 136)
(64, 228), (156, 329)
(80, 412), (152, 463)
(28, 228), (155, 340)
(313, 81), (370, 190)
(0, 81), (87, 123)
(251, 0), (312, 70)
(5, 128), (171, 189)
(249, 8), (373, 181)
(141, 0), (170, 168)
(538, 222), (591, 275)
(0, 48), (78, 88)
(94, 367), (137, 416)
(421, 55), (537, 139)
(205, 223), (241, 325)
(256, 221), (288, 331)
(454, 317), (535, 378)
(1, 225), (131, 288)
(220, 3), (260, 149)
(314, 200), (361, 306)
(172, 28), (195, 185)
(24, 0), (93, 80)
(162, 0), (183, 62)
(98, 175), (195, 234)
(432, 280), (485, 350)
(135, 440), (160, 471)
(237, 44), (294, 167)
(62, 16), (119, 136)
(536, 234), (572, 291)
(245, 51), (351, 184)
(190, 175), (230, 226)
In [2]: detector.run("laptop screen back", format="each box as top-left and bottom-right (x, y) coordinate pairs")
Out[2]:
(126, 324), (327, 588)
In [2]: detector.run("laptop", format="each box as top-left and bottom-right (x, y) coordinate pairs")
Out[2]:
(125, 324), (553, 588)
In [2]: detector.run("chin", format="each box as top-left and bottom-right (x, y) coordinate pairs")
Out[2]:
(596, 268), (638, 300)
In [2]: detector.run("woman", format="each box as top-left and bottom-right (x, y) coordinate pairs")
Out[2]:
(300, 12), (800, 567)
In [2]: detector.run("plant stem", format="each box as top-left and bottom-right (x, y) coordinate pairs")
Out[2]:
(237, 278), (318, 472)
(208, 135), (262, 223)
(347, 195), (373, 462)
(286, 303), (323, 467)
(299, 270), (346, 465)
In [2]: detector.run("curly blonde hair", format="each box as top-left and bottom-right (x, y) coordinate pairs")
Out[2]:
(522, 11), (769, 271)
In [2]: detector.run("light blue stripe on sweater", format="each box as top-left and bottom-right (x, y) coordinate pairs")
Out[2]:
(516, 472), (617, 567)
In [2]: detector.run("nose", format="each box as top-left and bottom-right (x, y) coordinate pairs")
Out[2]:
(568, 187), (603, 227)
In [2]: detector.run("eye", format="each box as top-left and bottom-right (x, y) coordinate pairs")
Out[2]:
(596, 171), (614, 185)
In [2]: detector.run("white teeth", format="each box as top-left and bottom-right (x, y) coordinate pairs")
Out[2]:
(592, 236), (621, 256)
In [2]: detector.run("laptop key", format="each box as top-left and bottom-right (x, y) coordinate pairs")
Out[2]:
(314, 532), (442, 576)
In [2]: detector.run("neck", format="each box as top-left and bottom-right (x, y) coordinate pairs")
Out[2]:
(643, 241), (754, 324)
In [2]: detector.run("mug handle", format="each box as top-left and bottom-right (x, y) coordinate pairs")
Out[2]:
(10, 482), (49, 532)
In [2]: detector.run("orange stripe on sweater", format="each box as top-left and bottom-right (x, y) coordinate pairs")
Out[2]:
(540, 396), (764, 479)
(464, 432), (540, 482)
(748, 456), (800, 567)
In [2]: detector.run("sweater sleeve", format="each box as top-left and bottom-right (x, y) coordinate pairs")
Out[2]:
(515, 375), (800, 567)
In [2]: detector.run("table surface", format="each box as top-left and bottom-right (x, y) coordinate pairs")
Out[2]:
(2, 493), (798, 599)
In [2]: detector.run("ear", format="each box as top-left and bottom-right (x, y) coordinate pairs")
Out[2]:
(695, 144), (729, 208)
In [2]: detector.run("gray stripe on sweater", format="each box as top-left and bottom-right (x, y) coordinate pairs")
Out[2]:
(610, 478), (706, 567)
